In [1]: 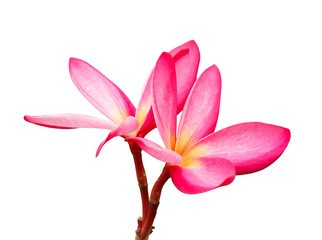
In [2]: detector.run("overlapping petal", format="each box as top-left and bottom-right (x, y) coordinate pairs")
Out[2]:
(169, 156), (235, 194)
(135, 40), (200, 137)
(170, 40), (200, 112)
(125, 137), (182, 165)
(152, 52), (177, 150)
(69, 58), (136, 125)
(175, 65), (221, 155)
(183, 122), (291, 175)
(24, 114), (117, 129)
(96, 116), (139, 156)
(25, 41), (200, 158)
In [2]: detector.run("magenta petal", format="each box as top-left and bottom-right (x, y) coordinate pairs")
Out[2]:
(169, 156), (235, 194)
(175, 65), (222, 155)
(24, 114), (117, 129)
(96, 116), (139, 157)
(184, 122), (291, 175)
(136, 40), (200, 136)
(170, 40), (200, 113)
(125, 137), (182, 165)
(152, 52), (177, 150)
(69, 58), (136, 125)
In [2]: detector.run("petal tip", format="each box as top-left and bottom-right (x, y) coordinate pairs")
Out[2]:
(96, 140), (106, 157)
(286, 127), (291, 139)
(69, 57), (85, 73)
(24, 115), (38, 125)
(159, 51), (172, 60)
(186, 40), (197, 47)
(282, 127), (291, 149)
(24, 115), (30, 122)
(209, 64), (220, 71)
(69, 57), (79, 65)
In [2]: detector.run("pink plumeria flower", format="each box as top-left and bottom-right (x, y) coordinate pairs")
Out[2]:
(126, 52), (291, 194)
(24, 41), (200, 160)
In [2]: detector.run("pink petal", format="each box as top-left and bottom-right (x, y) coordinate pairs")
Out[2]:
(170, 40), (200, 112)
(135, 40), (200, 136)
(183, 122), (291, 175)
(125, 137), (182, 165)
(24, 114), (117, 129)
(169, 156), (235, 194)
(152, 52), (177, 150)
(136, 110), (156, 137)
(96, 116), (139, 157)
(135, 70), (154, 135)
(69, 58), (136, 125)
(175, 65), (222, 155)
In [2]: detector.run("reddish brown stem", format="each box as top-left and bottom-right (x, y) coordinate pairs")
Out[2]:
(139, 165), (170, 240)
(129, 142), (149, 226)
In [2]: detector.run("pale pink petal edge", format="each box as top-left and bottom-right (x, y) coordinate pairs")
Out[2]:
(125, 137), (182, 165)
(24, 114), (117, 129)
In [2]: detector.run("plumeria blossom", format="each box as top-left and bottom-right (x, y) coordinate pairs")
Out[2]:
(126, 52), (291, 194)
(24, 41), (200, 161)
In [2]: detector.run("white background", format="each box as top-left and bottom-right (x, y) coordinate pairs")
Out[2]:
(1, 1), (321, 239)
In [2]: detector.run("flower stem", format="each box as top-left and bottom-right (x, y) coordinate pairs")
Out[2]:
(129, 142), (149, 228)
(139, 165), (170, 240)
